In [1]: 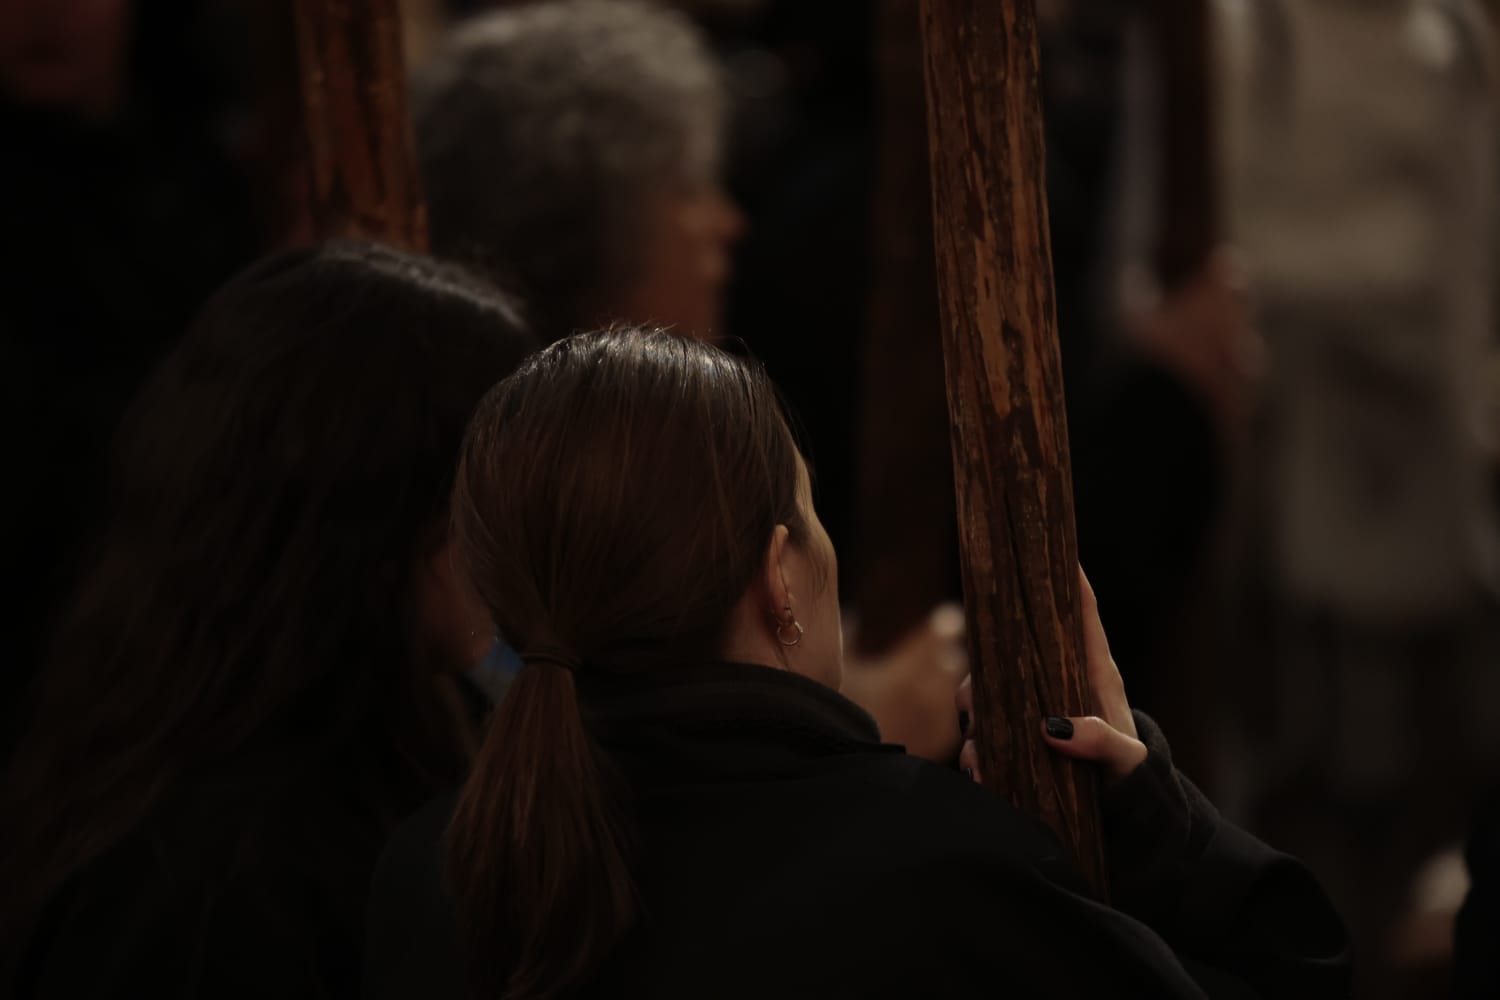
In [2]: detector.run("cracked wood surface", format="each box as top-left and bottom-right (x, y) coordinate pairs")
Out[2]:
(918, 0), (1106, 894)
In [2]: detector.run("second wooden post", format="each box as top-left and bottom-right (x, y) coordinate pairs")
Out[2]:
(918, 0), (1106, 892)
(292, 0), (428, 250)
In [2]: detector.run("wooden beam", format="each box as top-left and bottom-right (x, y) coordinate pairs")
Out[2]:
(918, 0), (1106, 891)
(291, 0), (428, 249)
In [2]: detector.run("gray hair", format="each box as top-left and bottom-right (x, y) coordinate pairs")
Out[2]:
(413, 0), (727, 339)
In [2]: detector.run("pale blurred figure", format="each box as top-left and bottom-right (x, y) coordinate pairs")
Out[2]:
(412, 0), (745, 342)
(1210, 0), (1500, 991)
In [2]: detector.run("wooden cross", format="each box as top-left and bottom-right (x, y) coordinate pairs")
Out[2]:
(918, 0), (1107, 892)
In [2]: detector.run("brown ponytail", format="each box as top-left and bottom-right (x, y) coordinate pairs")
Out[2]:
(446, 662), (634, 999)
(445, 329), (808, 996)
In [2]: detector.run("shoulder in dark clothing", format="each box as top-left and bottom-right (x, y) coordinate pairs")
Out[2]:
(365, 663), (1348, 999)
(16, 757), (392, 1000)
(365, 792), (466, 1000)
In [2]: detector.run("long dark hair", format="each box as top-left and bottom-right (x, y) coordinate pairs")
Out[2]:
(447, 329), (808, 998)
(1, 242), (536, 939)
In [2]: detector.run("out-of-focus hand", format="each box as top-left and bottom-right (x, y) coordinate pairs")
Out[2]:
(959, 569), (1147, 784)
(842, 605), (968, 763)
(1126, 246), (1264, 432)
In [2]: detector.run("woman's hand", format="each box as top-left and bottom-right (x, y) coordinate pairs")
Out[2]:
(959, 569), (1147, 782)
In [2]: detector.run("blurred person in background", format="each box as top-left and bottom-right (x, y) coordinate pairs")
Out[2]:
(0, 244), (536, 999)
(0, 0), (259, 752)
(414, 0), (969, 763)
(1043, 0), (1252, 710)
(413, 0), (745, 343)
(1209, 0), (1500, 991)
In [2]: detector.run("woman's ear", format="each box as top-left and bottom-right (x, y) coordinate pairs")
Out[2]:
(762, 524), (793, 620)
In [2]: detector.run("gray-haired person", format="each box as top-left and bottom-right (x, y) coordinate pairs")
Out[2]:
(413, 0), (746, 342)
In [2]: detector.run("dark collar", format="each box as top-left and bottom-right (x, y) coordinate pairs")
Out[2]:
(577, 662), (894, 776)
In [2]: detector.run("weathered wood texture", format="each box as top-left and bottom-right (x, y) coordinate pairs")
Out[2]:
(292, 0), (428, 249)
(852, 0), (958, 656)
(918, 0), (1106, 891)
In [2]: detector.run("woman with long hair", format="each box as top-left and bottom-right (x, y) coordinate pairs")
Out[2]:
(1, 243), (536, 998)
(366, 328), (1348, 999)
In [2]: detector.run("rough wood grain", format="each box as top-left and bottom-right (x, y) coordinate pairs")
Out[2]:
(852, 0), (958, 656)
(292, 0), (428, 249)
(918, 0), (1106, 892)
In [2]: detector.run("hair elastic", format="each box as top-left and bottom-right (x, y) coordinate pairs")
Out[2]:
(518, 645), (582, 673)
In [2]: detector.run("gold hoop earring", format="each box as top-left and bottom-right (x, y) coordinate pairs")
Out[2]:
(776, 618), (804, 647)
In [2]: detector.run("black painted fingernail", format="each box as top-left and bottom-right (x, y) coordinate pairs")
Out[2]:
(958, 710), (970, 735)
(963, 767), (974, 781)
(1044, 716), (1074, 740)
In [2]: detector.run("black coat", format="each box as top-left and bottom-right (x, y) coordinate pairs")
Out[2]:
(9, 749), (419, 1000)
(364, 663), (1348, 999)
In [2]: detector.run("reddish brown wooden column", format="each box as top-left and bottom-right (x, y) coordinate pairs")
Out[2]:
(918, 0), (1106, 892)
(291, 0), (428, 249)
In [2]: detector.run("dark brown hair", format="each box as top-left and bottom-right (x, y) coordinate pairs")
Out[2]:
(1, 242), (536, 942)
(447, 328), (807, 998)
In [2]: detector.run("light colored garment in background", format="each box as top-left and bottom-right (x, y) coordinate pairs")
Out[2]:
(1206, 5), (1500, 988)
(1218, 0), (1500, 626)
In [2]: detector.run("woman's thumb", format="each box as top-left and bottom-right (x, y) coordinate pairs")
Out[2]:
(1041, 715), (1147, 780)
